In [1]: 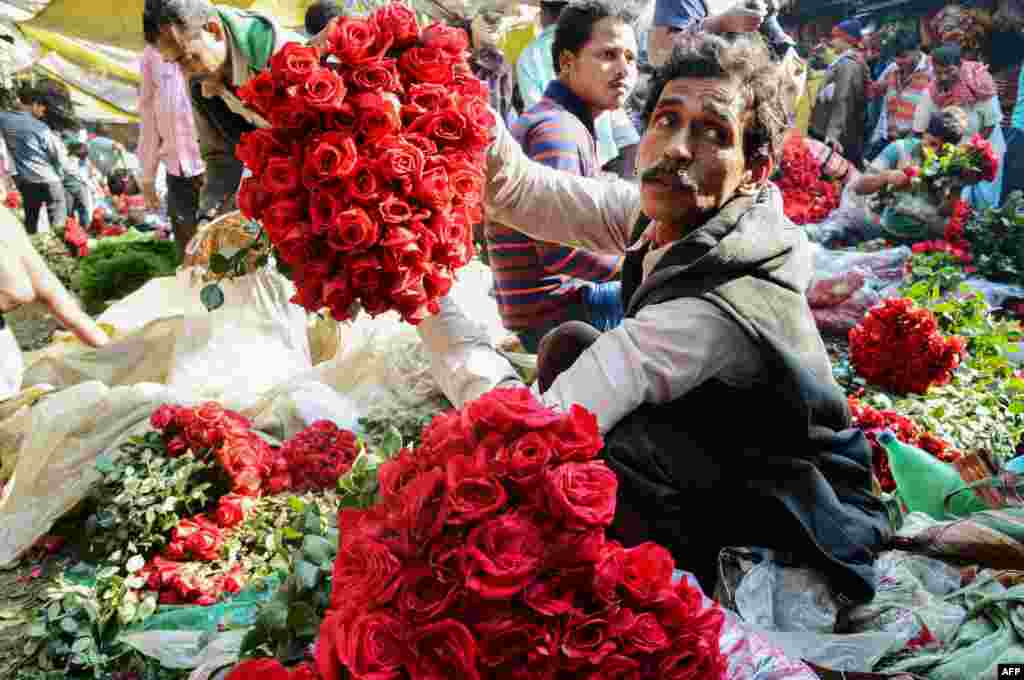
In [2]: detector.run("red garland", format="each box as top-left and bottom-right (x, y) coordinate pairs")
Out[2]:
(777, 135), (841, 225)
(848, 395), (962, 492)
(305, 388), (727, 680)
(848, 297), (966, 395)
(236, 4), (492, 325)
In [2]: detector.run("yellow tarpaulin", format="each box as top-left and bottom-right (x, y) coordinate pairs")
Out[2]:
(20, 0), (318, 51)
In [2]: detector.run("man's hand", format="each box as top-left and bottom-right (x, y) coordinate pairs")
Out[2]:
(886, 169), (912, 190)
(0, 207), (108, 348)
(142, 181), (160, 211)
(706, 1), (766, 34)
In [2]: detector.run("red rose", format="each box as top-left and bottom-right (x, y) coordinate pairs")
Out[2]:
(547, 526), (606, 567)
(267, 472), (292, 494)
(270, 42), (321, 85)
(343, 611), (407, 679)
(582, 655), (642, 680)
(381, 466), (448, 558)
(236, 129), (286, 174)
(462, 387), (562, 437)
(398, 565), (461, 623)
(411, 109), (467, 146)
(351, 58), (401, 92)
(458, 96), (496, 148)
(657, 632), (728, 680)
(495, 431), (555, 487)
(903, 165), (921, 179)
(399, 47), (454, 85)
(328, 206), (379, 252)
(594, 542), (675, 606)
(238, 176), (273, 221)
(329, 536), (402, 614)
(409, 620), (480, 680)
(421, 22), (470, 55)
(163, 540), (187, 561)
(221, 565), (246, 594)
(544, 461), (618, 529)
(303, 67), (348, 111)
(348, 251), (385, 296)
(324, 103), (359, 137)
(374, 3), (420, 49)
(445, 453), (508, 525)
(329, 16), (381, 63)
(185, 525), (223, 562)
(454, 73), (490, 101)
(658, 578), (714, 632)
(545, 404), (603, 462)
(237, 71), (280, 116)
(214, 493), (253, 528)
(418, 410), (473, 466)
(150, 404), (177, 431)
(307, 190), (346, 235)
(377, 449), (418, 501)
(475, 613), (553, 668)
(376, 136), (425, 185)
(354, 92), (403, 143)
(423, 262), (454, 299)
(289, 663), (319, 680)
(379, 194), (414, 224)
(524, 569), (582, 616)
(262, 156), (302, 195)
(316, 612), (346, 680)
(226, 658), (290, 680)
(414, 166), (452, 208)
(262, 198), (307, 241)
(268, 98), (321, 131)
(346, 159), (383, 205)
(305, 132), (359, 186)
(447, 161), (485, 205)
(622, 612), (670, 654)
(407, 83), (451, 113)
(166, 435), (189, 457)
(465, 514), (545, 599)
(323, 277), (356, 320)
(562, 611), (618, 665)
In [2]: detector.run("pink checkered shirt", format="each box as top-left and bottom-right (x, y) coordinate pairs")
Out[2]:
(138, 46), (204, 183)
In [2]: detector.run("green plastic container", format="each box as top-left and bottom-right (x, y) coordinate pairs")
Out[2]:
(878, 431), (988, 519)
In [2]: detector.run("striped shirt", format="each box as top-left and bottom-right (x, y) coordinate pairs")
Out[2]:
(486, 80), (622, 333)
(870, 56), (933, 143)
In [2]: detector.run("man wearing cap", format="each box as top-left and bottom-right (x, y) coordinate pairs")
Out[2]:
(810, 18), (869, 167)
(517, 0), (640, 177)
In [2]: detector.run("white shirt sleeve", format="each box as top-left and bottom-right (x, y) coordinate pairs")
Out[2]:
(538, 298), (763, 434)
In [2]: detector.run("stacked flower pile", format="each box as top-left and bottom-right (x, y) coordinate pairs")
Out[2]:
(849, 297), (967, 394)
(236, 3), (492, 325)
(965, 133), (999, 183)
(142, 555), (247, 606)
(309, 388), (728, 680)
(228, 659), (319, 680)
(777, 135), (841, 225)
(278, 420), (360, 492)
(848, 395), (962, 491)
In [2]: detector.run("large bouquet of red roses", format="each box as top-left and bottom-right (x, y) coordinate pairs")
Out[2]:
(308, 388), (727, 680)
(236, 3), (492, 325)
(848, 297), (966, 395)
(777, 135), (841, 225)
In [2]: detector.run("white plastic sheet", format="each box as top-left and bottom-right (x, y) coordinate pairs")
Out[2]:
(0, 326), (22, 400)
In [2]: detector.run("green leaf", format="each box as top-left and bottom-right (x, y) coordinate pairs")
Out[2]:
(257, 601), (290, 635)
(287, 601), (320, 638)
(95, 453), (116, 474)
(137, 594), (157, 621)
(209, 253), (231, 275)
(302, 535), (334, 567)
(200, 283), (225, 311)
(60, 617), (79, 634)
(118, 600), (138, 625)
(70, 636), (93, 653)
(28, 623), (47, 638)
(295, 559), (319, 592)
(380, 426), (403, 458)
(47, 602), (62, 621)
(288, 497), (307, 514)
(96, 566), (118, 580)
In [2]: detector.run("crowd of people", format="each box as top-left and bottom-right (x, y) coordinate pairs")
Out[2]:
(2, 0), (1022, 608)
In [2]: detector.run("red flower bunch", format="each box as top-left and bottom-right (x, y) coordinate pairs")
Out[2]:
(150, 402), (273, 496)
(63, 217), (90, 257)
(777, 135), (841, 225)
(279, 420), (360, 492)
(236, 3), (492, 325)
(965, 133), (999, 183)
(141, 556), (246, 606)
(313, 387), (727, 680)
(227, 659), (318, 680)
(4, 191), (21, 209)
(849, 297), (966, 394)
(943, 198), (972, 256)
(848, 395), (961, 491)
(163, 514), (224, 562)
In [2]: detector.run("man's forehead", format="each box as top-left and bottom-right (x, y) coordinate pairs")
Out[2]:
(587, 18), (637, 48)
(657, 78), (744, 112)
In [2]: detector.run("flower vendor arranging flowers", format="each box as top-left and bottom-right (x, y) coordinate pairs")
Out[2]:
(294, 387), (729, 680)
(235, 3), (493, 325)
(849, 297), (967, 395)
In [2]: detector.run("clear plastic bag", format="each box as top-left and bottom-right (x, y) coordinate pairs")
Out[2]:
(0, 327), (23, 400)
(813, 287), (883, 336)
(807, 268), (869, 309)
(811, 245), (912, 287)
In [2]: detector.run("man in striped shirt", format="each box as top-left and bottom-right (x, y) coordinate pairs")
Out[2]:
(486, 0), (637, 352)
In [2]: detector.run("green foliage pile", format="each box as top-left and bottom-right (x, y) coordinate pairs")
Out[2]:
(75, 231), (179, 314)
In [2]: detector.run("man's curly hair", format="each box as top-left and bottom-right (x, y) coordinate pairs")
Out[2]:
(642, 34), (791, 165)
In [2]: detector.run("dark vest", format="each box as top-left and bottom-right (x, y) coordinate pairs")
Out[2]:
(603, 206), (890, 604)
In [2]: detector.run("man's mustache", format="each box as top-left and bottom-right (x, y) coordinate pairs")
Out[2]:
(640, 162), (699, 191)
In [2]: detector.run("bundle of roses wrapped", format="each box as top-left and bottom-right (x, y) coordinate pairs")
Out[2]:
(848, 395), (962, 492)
(247, 387), (732, 680)
(875, 136), (1000, 213)
(235, 3), (492, 325)
(849, 297), (966, 395)
(777, 135), (841, 225)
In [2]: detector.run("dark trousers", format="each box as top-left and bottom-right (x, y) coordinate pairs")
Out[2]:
(64, 182), (91, 227)
(166, 172), (202, 260)
(16, 179), (67, 235)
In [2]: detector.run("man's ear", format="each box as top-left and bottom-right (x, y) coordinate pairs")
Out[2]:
(740, 155), (773, 193)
